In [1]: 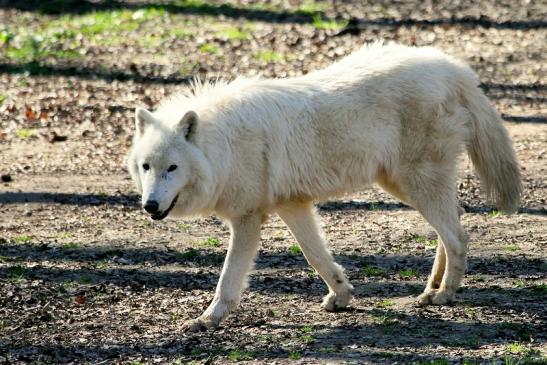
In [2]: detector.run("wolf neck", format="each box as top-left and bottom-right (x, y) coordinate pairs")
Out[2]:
(188, 77), (321, 217)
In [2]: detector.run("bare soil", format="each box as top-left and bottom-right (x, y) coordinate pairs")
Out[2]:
(0, 1), (546, 364)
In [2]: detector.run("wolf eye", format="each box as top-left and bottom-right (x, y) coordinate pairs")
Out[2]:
(167, 164), (178, 172)
(142, 163), (150, 171)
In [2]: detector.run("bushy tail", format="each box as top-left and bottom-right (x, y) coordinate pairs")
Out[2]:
(464, 88), (522, 214)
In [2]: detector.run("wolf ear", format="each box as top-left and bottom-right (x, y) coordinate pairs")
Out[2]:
(135, 108), (155, 137)
(177, 110), (198, 141)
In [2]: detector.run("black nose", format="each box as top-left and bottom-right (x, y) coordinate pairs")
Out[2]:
(143, 200), (159, 214)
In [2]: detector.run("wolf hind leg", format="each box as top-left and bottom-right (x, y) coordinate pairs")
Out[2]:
(377, 165), (467, 303)
(277, 201), (353, 311)
(400, 171), (468, 305)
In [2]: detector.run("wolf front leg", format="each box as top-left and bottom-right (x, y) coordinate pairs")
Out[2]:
(182, 213), (262, 332)
(277, 202), (353, 311)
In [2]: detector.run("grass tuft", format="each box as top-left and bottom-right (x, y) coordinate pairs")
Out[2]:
(199, 43), (220, 54)
(13, 235), (33, 243)
(16, 129), (36, 139)
(199, 237), (221, 247)
(288, 351), (301, 360)
(289, 244), (302, 255)
(312, 14), (348, 30)
(399, 268), (419, 278)
(227, 349), (253, 361)
(377, 299), (394, 308)
(362, 265), (385, 277)
(178, 248), (200, 260)
(256, 50), (284, 62)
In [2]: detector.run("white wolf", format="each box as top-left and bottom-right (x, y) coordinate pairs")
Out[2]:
(127, 43), (521, 331)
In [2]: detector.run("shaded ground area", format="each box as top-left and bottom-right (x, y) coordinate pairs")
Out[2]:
(0, 0), (546, 364)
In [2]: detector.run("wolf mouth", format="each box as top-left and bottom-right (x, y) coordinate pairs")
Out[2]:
(150, 195), (179, 221)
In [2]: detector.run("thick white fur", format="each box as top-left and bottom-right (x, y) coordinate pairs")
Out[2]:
(127, 43), (521, 331)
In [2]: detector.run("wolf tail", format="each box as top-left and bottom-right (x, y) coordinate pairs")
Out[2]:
(463, 87), (522, 214)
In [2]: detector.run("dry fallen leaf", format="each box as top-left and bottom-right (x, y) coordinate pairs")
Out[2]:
(75, 294), (86, 305)
(25, 106), (37, 120)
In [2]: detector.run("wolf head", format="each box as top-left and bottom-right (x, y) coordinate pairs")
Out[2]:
(127, 107), (205, 220)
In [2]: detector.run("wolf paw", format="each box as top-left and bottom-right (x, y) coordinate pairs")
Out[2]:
(416, 289), (454, 306)
(321, 288), (353, 312)
(181, 317), (218, 332)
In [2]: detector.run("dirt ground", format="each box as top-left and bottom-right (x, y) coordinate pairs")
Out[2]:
(0, 1), (546, 364)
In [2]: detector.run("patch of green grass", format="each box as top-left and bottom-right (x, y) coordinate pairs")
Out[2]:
(95, 259), (109, 270)
(427, 239), (438, 247)
(490, 209), (504, 218)
(78, 275), (93, 284)
(62, 242), (80, 250)
(377, 299), (394, 308)
(16, 129), (36, 139)
(399, 268), (419, 278)
(0, 255), (9, 263)
(462, 337), (480, 348)
(199, 237), (221, 247)
(172, 27), (193, 38)
(141, 221), (153, 228)
(178, 248), (200, 260)
(512, 279), (525, 288)
(177, 248), (200, 260)
(227, 348), (253, 361)
(311, 14), (348, 30)
(289, 244), (302, 255)
(56, 231), (73, 239)
(170, 313), (182, 322)
(5, 33), (80, 62)
(417, 359), (450, 365)
(288, 351), (301, 360)
(297, 0), (331, 15)
(368, 203), (380, 211)
(56, 281), (72, 294)
(58, 8), (161, 36)
(463, 306), (478, 317)
(530, 283), (547, 295)
(410, 234), (437, 247)
(217, 27), (249, 40)
(306, 268), (318, 278)
(256, 50), (285, 62)
(299, 325), (315, 344)
(369, 314), (397, 326)
(199, 43), (220, 54)
(502, 344), (544, 364)
(0, 29), (14, 45)
(0, 95), (5, 106)
(505, 244), (519, 252)
(8, 266), (27, 281)
(13, 235), (33, 243)
(4, 8), (167, 63)
(362, 265), (385, 277)
(176, 222), (192, 232)
(319, 346), (336, 353)
(257, 334), (273, 342)
(505, 343), (530, 355)
(411, 234), (428, 243)
(471, 274), (485, 282)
